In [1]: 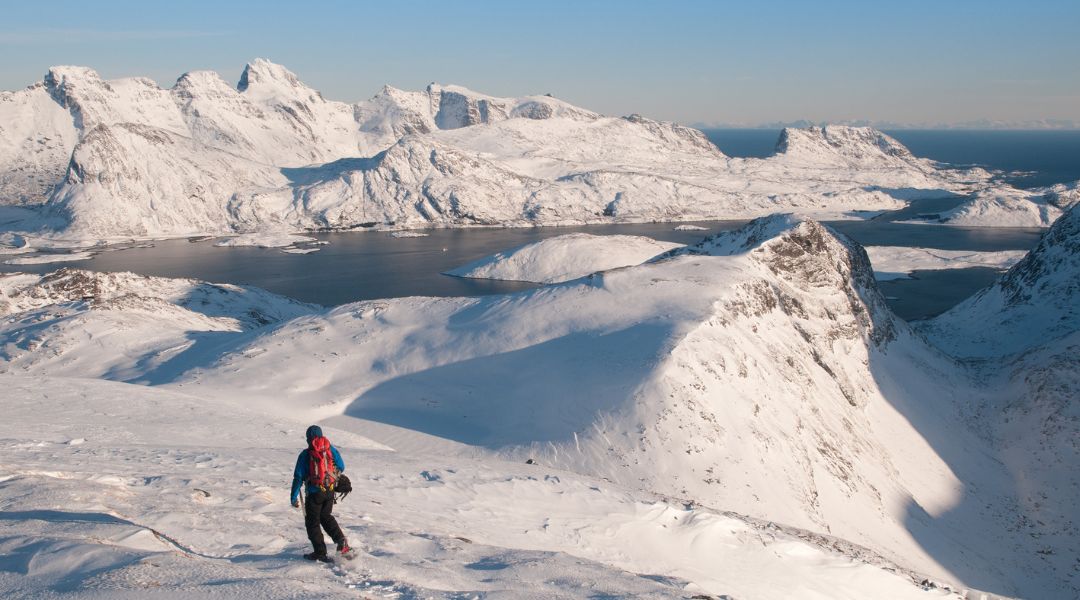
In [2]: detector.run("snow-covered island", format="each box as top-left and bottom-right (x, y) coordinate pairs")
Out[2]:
(445, 233), (681, 283)
(2, 59), (1066, 248)
(2, 207), (1079, 598)
(903, 181), (1080, 228)
(864, 246), (1027, 280)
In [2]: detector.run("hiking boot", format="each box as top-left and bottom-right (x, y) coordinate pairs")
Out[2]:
(303, 551), (332, 563)
(337, 539), (351, 554)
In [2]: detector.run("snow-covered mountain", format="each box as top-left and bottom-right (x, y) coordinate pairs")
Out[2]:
(916, 204), (1080, 596)
(921, 203), (1080, 358)
(0, 60), (1010, 241)
(911, 181), (1080, 227)
(3, 215), (1074, 598)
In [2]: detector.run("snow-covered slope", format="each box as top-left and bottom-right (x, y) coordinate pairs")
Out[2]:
(1, 376), (959, 600)
(911, 181), (1080, 228)
(775, 125), (934, 171)
(0, 82), (79, 205)
(0, 60), (1015, 240)
(921, 203), (1080, 358)
(0, 268), (315, 380)
(916, 204), (1080, 595)
(3, 217), (1066, 596)
(51, 123), (290, 237)
(182, 216), (1076, 599)
(445, 233), (681, 283)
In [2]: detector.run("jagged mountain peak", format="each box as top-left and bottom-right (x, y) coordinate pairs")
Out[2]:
(774, 124), (923, 168)
(668, 214), (896, 345)
(173, 69), (233, 93)
(374, 83), (411, 99)
(44, 65), (104, 86)
(236, 58), (316, 100)
(997, 202), (1080, 305)
(2, 59), (1001, 237)
(43, 65), (109, 107)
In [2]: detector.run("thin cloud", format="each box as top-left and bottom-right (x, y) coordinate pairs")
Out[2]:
(0, 29), (230, 45)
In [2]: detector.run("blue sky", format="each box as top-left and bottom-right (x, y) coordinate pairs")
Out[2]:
(2, 0), (1078, 125)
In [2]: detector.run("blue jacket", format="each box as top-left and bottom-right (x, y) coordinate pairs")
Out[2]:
(291, 445), (345, 504)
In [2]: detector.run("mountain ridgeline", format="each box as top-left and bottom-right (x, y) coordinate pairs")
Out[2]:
(0, 59), (998, 239)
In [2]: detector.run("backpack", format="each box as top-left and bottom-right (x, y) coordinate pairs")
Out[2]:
(307, 436), (339, 491)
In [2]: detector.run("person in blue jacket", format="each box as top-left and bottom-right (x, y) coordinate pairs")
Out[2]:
(291, 425), (350, 561)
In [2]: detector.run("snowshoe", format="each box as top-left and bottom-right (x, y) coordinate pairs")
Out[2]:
(303, 552), (333, 563)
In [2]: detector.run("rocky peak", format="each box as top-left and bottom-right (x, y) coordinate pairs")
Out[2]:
(774, 125), (920, 167)
(429, 84), (508, 130)
(622, 113), (724, 156)
(173, 70), (234, 97)
(997, 203), (1080, 307)
(673, 214), (897, 347)
(43, 66), (109, 116)
(236, 58), (320, 103)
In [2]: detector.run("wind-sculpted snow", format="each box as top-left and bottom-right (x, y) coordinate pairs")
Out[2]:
(0, 59), (1023, 240)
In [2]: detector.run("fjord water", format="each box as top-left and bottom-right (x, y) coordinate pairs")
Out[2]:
(1, 215), (1043, 321)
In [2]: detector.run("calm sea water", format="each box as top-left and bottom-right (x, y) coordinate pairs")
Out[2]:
(701, 128), (1080, 189)
(5, 130), (1072, 320)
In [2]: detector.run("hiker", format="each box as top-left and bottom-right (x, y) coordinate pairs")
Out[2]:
(291, 425), (351, 561)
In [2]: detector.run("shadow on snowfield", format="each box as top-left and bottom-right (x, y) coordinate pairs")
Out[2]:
(344, 322), (676, 448)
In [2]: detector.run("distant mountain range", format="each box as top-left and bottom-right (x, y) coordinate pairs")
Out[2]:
(694, 118), (1080, 130)
(0, 59), (1019, 241)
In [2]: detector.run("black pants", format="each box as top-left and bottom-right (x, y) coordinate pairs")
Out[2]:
(304, 489), (345, 555)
